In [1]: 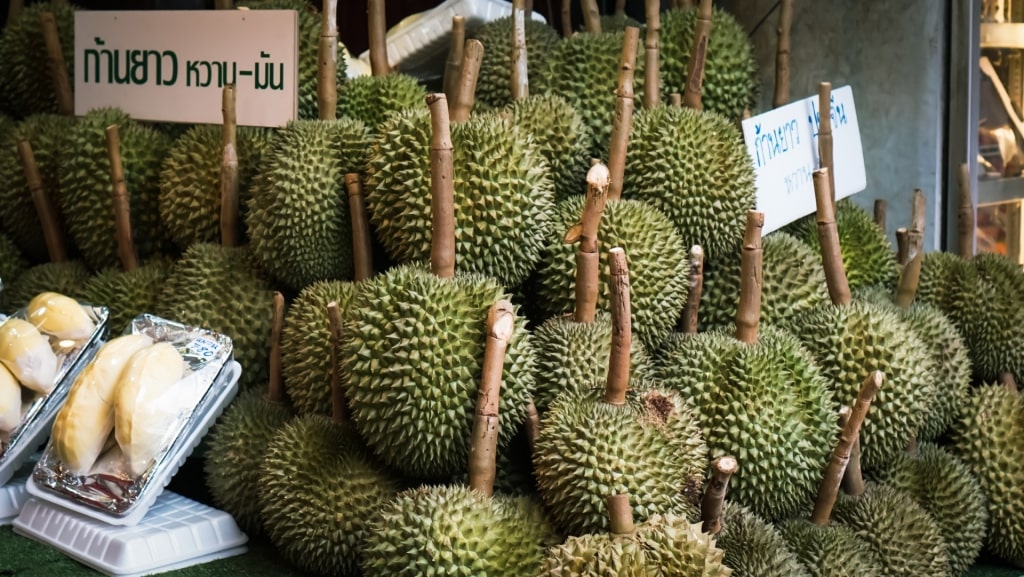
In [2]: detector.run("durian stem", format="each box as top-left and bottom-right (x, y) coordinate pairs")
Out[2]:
(604, 247), (632, 406)
(105, 124), (139, 273)
(813, 168), (852, 306)
(581, 0), (601, 33)
(220, 85), (241, 248)
(18, 140), (67, 263)
(40, 13), (73, 116)
(7, 0), (23, 24)
(511, 0), (529, 101)
(468, 299), (515, 497)
(443, 16), (466, 103)
(574, 163), (611, 324)
(874, 199), (887, 230)
(839, 410), (867, 497)
(958, 162), (975, 259)
(222, 84), (237, 151)
(999, 372), (1019, 395)
(818, 82), (836, 204)
(643, 0), (660, 109)
(317, 0), (338, 120)
(327, 301), (349, 424)
(812, 371), (882, 524)
(606, 27), (639, 202)
(451, 39), (483, 122)
(734, 211), (765, 344)
(367, 0), (389, 77)
(895, 228), (909, 266)
(524, 398), (540, 453)
(682, 0), (712, 110)
(772, 0), (792, 108)
(682, 245), (704, 334)
(701, 456), (738, 536)
(615, 0), (626, 16)
(561, 0), (572, 37)
(525, 0), (533, 14)
(214, 0), (233, 8)
(606, 494), (636, 535)
(268, 292), (286, 405)
(894, 190), (926, 309)
(906, 436), (919, 456)
(427, 94), (456, 279)
(670, 93), (682, 107)
(346, 173), (374, 282)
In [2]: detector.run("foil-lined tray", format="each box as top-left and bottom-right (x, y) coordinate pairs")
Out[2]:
(28, 313), (239, 527)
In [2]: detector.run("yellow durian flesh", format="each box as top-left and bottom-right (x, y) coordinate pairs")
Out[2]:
(27, 292), (96, 341)
(51, 334), (155, 474)
(0, 318), (58, 394)
(114, 342), (186, 477)
(0, 363), (23, 432)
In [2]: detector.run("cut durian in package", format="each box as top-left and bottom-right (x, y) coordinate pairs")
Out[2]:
(28, 313), (239, 527)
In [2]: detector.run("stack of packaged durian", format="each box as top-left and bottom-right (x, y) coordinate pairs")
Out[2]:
(0, 0), (1019, 575)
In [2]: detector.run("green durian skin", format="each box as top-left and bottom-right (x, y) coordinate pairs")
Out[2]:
(246, 118), (370, 292)
(339, 264), (537, 481)
(365, 108), (555, 289)
(158, 124), (274, 251)
(281, 280), (358, 416)
(655, 326), (837, 522)
(473, 15), (562, 110)
(949, 384), (1024, 566)
(701, 231), (828, 331)
(777, 518), (883, 577)
(532, 196), (689, 351)
(505, 94), (592, 202)
(533, 380), (707, 536)
(204, 387), (293, 536)
(3, 261), (92, 314)
(336, 73), (426, 131)
(60, 108), (172, 271)
(833, 483), (951, 577)
(539, 533), (647, 577)
(0, 232), (29, 310)
(717, 502), (815, 577)
(0, 115), (14, 138)
(260, 415), (398, 577)
(0, 2), (77, 118)
(81, 257), (171, 333)
(623, 105), (757, 263)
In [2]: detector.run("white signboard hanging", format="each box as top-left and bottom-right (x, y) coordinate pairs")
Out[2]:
(741, 85), (867, 234)
(74, 10), (298, 127)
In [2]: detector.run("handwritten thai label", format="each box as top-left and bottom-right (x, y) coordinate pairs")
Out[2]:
(74, 11), (298, 127)
(741, 85), (866, 234)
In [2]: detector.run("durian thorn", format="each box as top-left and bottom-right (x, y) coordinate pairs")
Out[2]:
(367, 0), (390, 77)
(643, 0), (661, 109)
(267, 291), (286, 405)
(682, 0), (713, 110)
(895, 228), (909, 266)
(40, 12), (73, 116)
(670, 93), (682, 107)
(606, 26), (639, 202)
(7, 0), (23, 23)
(443, 16), (466, 102)
(957, 162), (975, 259)
(581, 0), (602, 33)
(220, 143), (241, 248)
(615, 0), (626, 16)
(105, 124), (139, 273)
(222, 84), (236, 151)
(511, 0), (529, 101)
(427, 93), (457, 279)
(317, 0), (339, 120)
(998, 372), (1019, 395)
(451, 39), (484, 122)
(560, 0), (572, 37)
(818, 82), (836, 203)
(574, 162), (611, 324)
(604, 247), (632, 406)
(873, 198), (887, 231)
(468, 299), (515, 497)
(683, 245), (704, 334)
(346, 174), (374, 282)
(18, 140), (67, 263)
(772, 0), (793, 108)
(813, 168), (852, 306)
(734, 211), (764, 344)
(327, 301), (349, 425)
(606, 493), (636, 535)
(701, 455), (738, 536)
(524, 398), (540, 454)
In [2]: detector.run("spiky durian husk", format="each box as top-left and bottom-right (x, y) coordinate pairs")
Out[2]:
(505, 94), (591, 202)
(0, 2), (77, 118)
(949, 384), (1024, 566)
(659, 7), (758, 119)
(777, 518), (883, 577)
(700, 232), (828, 331)
(532, 196), (688, 351)
(280, 280), (358, 416)
(0, 232), (29, 307)
(717, 502), (814, 577)
(339, 264), (537, 480)
(833, 483), (951, 577)
(81, 257), (171, 332)
(784, 199), (898, 293)
(533, 380), (707, 536)
(535, 30), (645, 156)
(204, 387), (292, 536)
(259, 415), (398, 577)
(973, 251), (1024, 295)
(655, 326), (837, 521)
(539, 533), (647, 576)
(158, 124), (274, 250)
(781, 300), (934, 471)
(531, 311), (654, 413)
(3, 261), (91, 314)
(157, 243), (274, 389)
(622, 105), (756, 263)
(364, 109), (554, 289)
(473, 15), (562, 110)
(336, 73), (426, 131)
(585, 13), (643, 33)
(0, 115), (13, 138)
(0, 114), (75, 263)
(60, 108), (171, 271)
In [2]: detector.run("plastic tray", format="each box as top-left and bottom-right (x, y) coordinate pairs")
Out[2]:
(13, 490), (248, 577)
(0, 475), (28, 525)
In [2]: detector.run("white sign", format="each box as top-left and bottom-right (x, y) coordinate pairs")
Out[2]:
(741, 85), (867, 234)
(74, 11), (298, 127)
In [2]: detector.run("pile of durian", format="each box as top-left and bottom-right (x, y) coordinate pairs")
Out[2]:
(0, 0), (1020, 575)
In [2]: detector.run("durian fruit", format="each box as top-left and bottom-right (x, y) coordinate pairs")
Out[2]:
(0, 115), (13, 139)
(0, 317), (58, 394)
(473, 14), (562, 110)
(506, 96), (590, 204)
(26, 291), (95, 340)
(973, 250), (1024, 295)
(0, 232), (29, 303)
(0, 2), (77, 118)
(0, 363), (22, 432)
(533, 247), (708, 536)
(580, 13), (643, 33)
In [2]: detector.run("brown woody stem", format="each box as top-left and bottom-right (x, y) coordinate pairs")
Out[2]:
(839, 410), (865, 497)
(346, 173), (374, 282)
(451, 39), (483, 122)
(214, 0), (232, 8)
(895, 228), (909, 266)
(317, 0), (338, 120)
(575, 162), (611, 324)
(606, 494), (635, 535)
(818, 82), (836, 203)
(105, 125), (138, 273)
(468, 299), (515, 497)
(524, 399), (540, 453)
(894, 190), (926, 309)
(561, 0), (572, 37)
(670, 93), (682, 107)
(814, 168), (852, 306)
(604, 247), (632, 406)
(19, 140), (66, 263)
(682, 245), (704, 334)
(220, 85), (240, 247)
(443, 16), (466, 102)
(874, 199), (886, 230)
(268, 291), (286, 404)
(327, 301), (349, 424)
(427, 94), (456, 279)
(581, 0), (601, 33)
(701, 455), (738, 536)
(367, 0), (389, 76)
(8, 0), (23, 23)
(643, 0), (660, 108)
(40, 13), (73, 116)
(607, 26), (639, 202)
(958, 162), (975, 259)
(812, 371), (882, 523)
(999, 372), (1019, 395)
(615, 0), (626, 16)
(525, 0), (533, 14)
(222, 84), (237, 150)
(772, 0), (792, 108)
(683, 0), (712, 110)
(511, 0), (529, 101)
(734, 211), (764, 344)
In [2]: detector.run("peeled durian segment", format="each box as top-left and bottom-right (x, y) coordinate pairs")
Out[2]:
(114, 342), (186, 477)
(0, 317), (58, 394)
(50, 334), (154, 474)
(0, 362), (23, 432)
(27, 291), (96, 341)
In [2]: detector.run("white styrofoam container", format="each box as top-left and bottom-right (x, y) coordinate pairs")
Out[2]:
(13, 490), (248, 577)
(0, 476), (28, 525)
